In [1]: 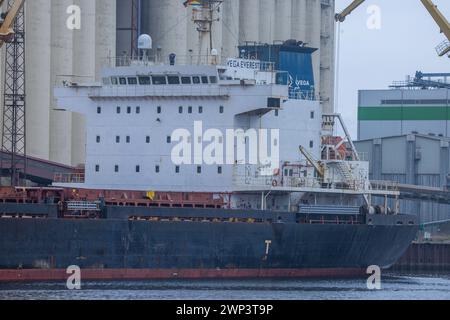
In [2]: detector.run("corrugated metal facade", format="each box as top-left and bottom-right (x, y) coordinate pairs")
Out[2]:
(355, 134), (450, 224)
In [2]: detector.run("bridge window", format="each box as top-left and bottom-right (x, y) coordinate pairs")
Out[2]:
(192, 76), (201, 84)
(102, 77), (110, 85)
(201, 76), (209, 84)
(119, 77), (127, 85)
(168, 76), (181, 85)
(111, 77), (118, 85)
(138, 76), (151, 85)
(181, 76), (191, 84)
(128, 77), (138, 85)
(209, 76), (217, 84)
(152, 75), (167, 85)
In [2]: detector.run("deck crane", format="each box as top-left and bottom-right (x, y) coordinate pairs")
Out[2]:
(299, 145), (325, 178)
(0, 0), (25, 48)
(335, 0), (450, 57)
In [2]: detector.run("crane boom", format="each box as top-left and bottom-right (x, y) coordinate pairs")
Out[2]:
(299, 146), (325, 178)
(420, 0), (450, 56)
(0, 0), (25, 48)
(335, 0), (365, 22)
(336, 0), (450, 57)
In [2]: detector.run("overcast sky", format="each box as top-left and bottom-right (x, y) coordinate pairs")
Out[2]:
(334, 0), (450, 137)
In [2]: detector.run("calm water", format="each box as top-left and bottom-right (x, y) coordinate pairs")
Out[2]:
(0, 272), (449, 300)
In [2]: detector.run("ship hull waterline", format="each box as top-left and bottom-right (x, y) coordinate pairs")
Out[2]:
(0, 215), (418, 282)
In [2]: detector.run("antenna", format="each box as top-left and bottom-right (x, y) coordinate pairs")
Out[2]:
(184, 0), (223, 64)
(137, 34), (152, 61)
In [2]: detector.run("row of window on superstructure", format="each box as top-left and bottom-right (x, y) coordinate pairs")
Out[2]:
(95, 164), (223, 175)
(103, 75), (218, 86)
(96, 105), (224, 114)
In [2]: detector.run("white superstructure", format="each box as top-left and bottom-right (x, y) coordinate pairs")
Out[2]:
(54, 56), (321, 193)
(52, 52), (391, 213)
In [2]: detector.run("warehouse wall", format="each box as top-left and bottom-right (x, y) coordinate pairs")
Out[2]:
(355, 134), (450, 223)
(358, 88), (450, 141)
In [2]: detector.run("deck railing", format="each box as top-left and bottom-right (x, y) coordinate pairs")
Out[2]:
(53, 173), (85, 184)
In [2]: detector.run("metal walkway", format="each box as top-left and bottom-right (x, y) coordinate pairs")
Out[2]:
(0, 151), (77, 185)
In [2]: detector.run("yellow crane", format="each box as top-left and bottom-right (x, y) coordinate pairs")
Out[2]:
(335, 0), (365, 22)
(299, 146), (325, 178)
(0, 0), (25, 48)
(335, 0), (450, 57)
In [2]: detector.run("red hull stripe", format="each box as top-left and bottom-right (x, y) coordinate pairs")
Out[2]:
(0, 268), (366, 282)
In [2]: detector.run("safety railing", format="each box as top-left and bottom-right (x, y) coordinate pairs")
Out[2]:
(436, 40), (450, 57)
(54, 173), (85, 184)
(232, 173), (369, 192)
(288, 89), (318, 101)
(87, 85), (230, 98)
(370, 180), (400, 192)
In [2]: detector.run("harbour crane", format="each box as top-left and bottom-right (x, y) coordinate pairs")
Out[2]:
(0, 0), (26, 187)
(0, 0), (25, 48)
(335, 0), (450, 57)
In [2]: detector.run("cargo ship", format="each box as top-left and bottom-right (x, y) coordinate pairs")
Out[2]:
(0, 4), (418, 280)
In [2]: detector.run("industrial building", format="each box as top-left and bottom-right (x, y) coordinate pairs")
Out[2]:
(356, 73), (450, 224)
(358, 72), (450, 141)
(355, 133), (450, 224)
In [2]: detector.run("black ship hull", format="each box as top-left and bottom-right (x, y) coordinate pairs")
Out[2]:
(0, 205), (418, 281)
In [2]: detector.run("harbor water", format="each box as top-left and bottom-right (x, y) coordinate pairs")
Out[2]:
(0, 272), (448, 300)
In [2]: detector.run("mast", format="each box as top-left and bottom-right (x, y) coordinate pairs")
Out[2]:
(186, 0), (223, 64)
